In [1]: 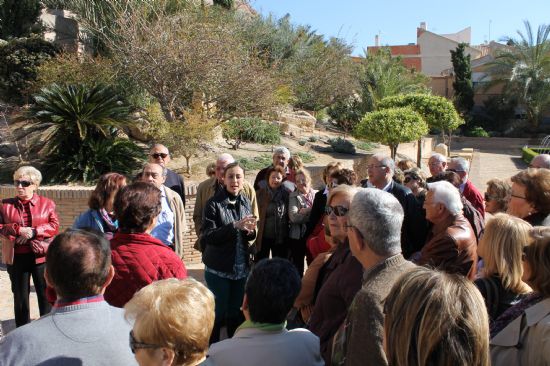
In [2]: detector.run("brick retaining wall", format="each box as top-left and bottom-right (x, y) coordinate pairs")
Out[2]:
(0, 185), (203, 264)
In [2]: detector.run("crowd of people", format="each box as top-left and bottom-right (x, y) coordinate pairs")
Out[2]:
(1, 144), (550, 366)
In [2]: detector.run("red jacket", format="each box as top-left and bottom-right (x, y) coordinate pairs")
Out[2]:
(0, 195), (59, 264)
(105, 232), (187, 307)
(463, 180), (485, 218)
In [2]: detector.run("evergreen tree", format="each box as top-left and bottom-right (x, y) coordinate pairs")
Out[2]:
(0, 0), (42, 39)
(450, 43), (474, 116)
(213, 0), (233, 10)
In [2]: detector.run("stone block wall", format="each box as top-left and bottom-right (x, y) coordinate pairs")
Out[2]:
(0, 185), (203, 264)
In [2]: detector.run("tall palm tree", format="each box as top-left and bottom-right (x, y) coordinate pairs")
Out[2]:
(484, 21), (550, 127)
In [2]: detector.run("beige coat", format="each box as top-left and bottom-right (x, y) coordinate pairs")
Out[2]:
(490, 297), (550, 366)
(193, 177), (258, 249)
(165, 186), (187, 259)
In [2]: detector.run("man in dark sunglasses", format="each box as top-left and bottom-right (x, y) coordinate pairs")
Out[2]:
(149, 144), (186, 207)
(0, 230), (136, 365)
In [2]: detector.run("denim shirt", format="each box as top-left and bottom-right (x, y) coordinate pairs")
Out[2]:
(151, 186), (175, 246)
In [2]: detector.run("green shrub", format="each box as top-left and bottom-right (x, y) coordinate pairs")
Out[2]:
(0, 36), (58, 102)
(328, 137), (356, 155)
(354, 140), (376, 151)
(295, 151), (315, 163)
(223, 117), (280, 149)
(522, 146), (540, 164)
(465, 126), (490, 137)
(308, 136), (318, 142)
(298, 139), (307, 146)
(21, 83), (144, 183)
(237, 154), (273, 171)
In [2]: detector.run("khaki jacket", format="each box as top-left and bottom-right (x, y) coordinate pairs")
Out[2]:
(490, 297), (550, 366)
(193, 177), (258, 249)
(165, 186), (187, 258)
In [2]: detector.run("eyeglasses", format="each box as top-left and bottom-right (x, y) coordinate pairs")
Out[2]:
(151, 153), (168, 159)
(510, 193), (527, 200)
(129, 330), (161, 354)
(367, 165), (386, 170)
(484, 192), (498, 201)
(447, 168), (465, 173)
(325, 205), (349, 217)
(14, 180), (32, 187)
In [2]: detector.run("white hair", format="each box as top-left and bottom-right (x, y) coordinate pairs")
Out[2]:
(349, 188), (403, 256)
(371, 153), (396, 174)
(427, 181), (463, 215)
(217, 153), (235, 164)
(273, 146), (291, 159)
(14, 166), (42, 186)
(429, 153), (447, 163)
(532, 154), (550, 169)
(450, 157), (469, 172)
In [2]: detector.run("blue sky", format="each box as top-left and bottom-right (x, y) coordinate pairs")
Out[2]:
(250, 0), (550, 55)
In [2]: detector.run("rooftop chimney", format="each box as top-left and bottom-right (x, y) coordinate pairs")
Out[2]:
(375, 34), (379, 47)
(420, 22), (427, 30)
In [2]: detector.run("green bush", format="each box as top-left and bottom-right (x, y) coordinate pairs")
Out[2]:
(21, 83), (144, 183)
(328, 137), (356, 155)
(298, 139), (307, 146)
(308, 136), (318, 142)
(354, 140), (376, 151)
(0, 36), (58, 102)
(237, 154), (273, 171)
(223, 117), (280, 149)
(295, 151), (315, 163)
(521, 147), (549, 164)
(465, 126), (490, 137)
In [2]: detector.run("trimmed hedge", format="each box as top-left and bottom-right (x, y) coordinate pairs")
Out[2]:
(522, 147), (549, 164)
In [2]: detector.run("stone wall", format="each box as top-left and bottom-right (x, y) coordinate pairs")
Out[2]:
(0, 185), (203, 264)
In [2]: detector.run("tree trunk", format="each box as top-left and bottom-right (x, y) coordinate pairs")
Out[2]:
(184, 155), (191, 174)
(390, 144), (398, 160)
(417, 138), (422, 168)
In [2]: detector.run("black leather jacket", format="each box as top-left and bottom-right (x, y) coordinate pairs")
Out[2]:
(201, 189), (256, 273)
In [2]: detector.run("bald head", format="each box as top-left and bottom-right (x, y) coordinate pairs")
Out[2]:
(530, 154), (550, 169)
(215, 153), (236, 183)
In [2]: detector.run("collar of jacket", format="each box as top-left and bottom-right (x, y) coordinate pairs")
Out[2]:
(490, 297), (550, 347)
(15, 194), (39, 208)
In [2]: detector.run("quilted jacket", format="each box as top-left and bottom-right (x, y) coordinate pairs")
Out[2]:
(105, 232), (187, 307)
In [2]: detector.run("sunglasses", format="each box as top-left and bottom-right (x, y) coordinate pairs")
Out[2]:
(129, 330), (161, 354)
(325, 205), (349, 217)
(151, 153), (168, 159)
(14, 180), (32, 187)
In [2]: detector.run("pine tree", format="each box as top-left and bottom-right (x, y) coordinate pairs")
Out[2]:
(450, 43), (474, 116)
(0, 0), (42, 39)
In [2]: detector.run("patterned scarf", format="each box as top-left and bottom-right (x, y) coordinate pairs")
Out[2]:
(490, 292), (543, 338)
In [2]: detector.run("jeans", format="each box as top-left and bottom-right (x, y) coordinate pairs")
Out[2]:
(288, 237), (306, 277)
(204, 271), (246, 343)
(7, 253), (51, 327)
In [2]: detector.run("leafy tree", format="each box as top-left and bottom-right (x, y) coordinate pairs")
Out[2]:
(20, 83), (144, 183)
(354, 107), (428, 159)
(327, 95), (363, 135)
(0, 0), (41, 39)
(378, 94), (464, 138)
(0, 37), (58, 102)
(359, 48), (429, 112)
(450, 43), (474, 116)
(212, 0), (233, 9)
(483, 21), (550, 127)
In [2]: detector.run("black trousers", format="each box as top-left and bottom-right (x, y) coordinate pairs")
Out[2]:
(255, 237), (289, 262)
(7, 253), (51, 327)
(288, 237), (307, 277)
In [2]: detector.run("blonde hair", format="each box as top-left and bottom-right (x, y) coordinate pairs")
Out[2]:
(327, 184), (358, 206)
(479, 213), (532, 294)
(524, 226), (550, 298)
(205, 162), (216, 177)
(125, 278), (215, 366)
(294, 168), (312, 184)
(385, 267), (490, 366)
(13, 166), (42, 186)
